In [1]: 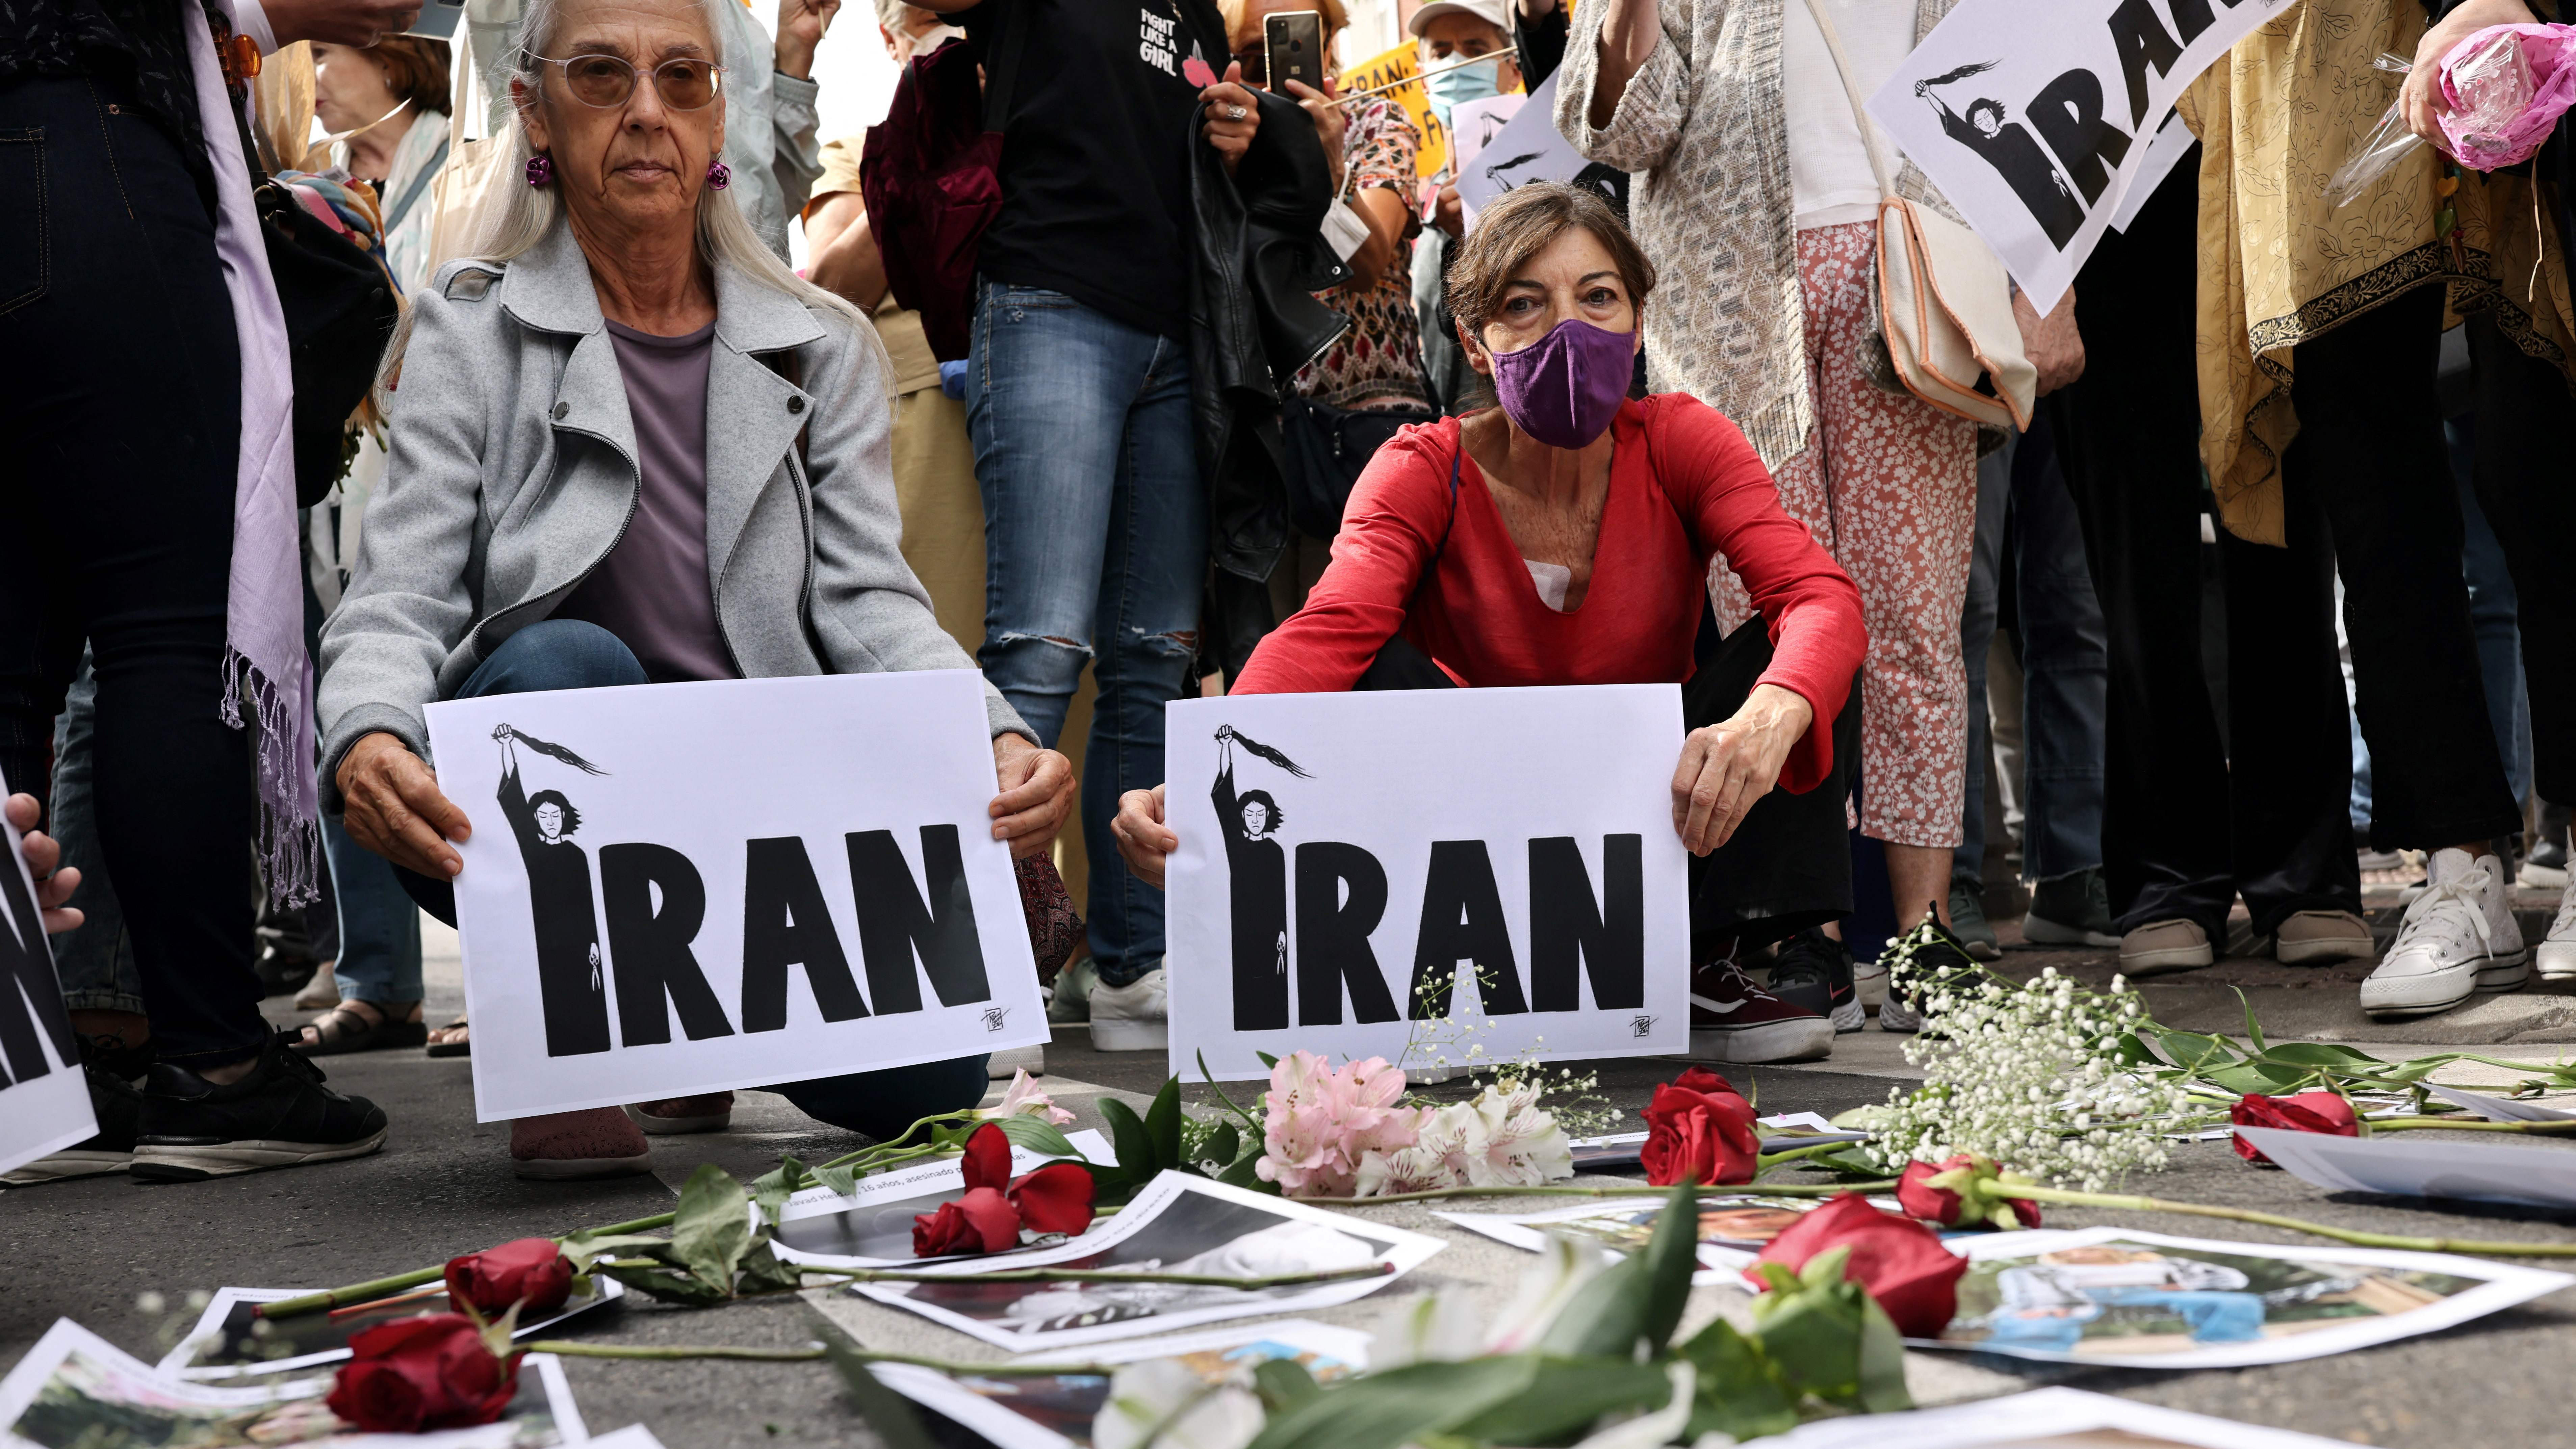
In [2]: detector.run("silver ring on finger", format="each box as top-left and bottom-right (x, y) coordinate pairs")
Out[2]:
(1229, 104), (1247, 120)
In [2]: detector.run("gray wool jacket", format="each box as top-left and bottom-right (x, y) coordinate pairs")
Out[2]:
(316, 222), (1026, 804)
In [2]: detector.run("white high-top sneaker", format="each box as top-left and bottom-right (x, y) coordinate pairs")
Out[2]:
(2360, 848), (2528, 1018)
(2538, 878), (2576, 982)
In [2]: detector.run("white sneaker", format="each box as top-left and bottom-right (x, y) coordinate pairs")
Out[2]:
(2360, 849), (2528, 1018)
(1087, 965), (1168, 1051)
(2538, 879), (2576, 982)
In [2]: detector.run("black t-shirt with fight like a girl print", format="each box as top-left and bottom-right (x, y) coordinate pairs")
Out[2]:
(960, 0), (1231, 341)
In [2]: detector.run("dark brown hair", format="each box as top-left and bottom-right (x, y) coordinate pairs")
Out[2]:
(1444, 181), (1654, 345)
(367, 34), (453, 117)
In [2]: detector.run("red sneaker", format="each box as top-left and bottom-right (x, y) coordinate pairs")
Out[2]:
(509, 1107), (652, 1180)
(1689, 957), (1834, 1064)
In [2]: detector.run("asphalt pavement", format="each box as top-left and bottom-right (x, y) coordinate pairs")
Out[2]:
(10, 901), (2576, 1447)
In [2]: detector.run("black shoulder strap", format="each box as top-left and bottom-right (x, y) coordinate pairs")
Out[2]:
(981, 1), (1028, 135)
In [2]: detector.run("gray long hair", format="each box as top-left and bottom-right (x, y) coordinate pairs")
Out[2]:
(377, 0), (886, 399)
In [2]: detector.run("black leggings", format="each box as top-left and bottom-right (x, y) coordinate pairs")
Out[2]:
(1358, 615), (1863, 958)
(0, 75), (265, 1065)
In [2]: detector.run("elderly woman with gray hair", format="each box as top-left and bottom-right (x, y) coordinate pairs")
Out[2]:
(319, 0), (1075, 1178)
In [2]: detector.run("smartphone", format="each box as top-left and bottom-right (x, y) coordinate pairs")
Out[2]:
(1263, 10), (1325, 96)
(403, 0), (466, 38)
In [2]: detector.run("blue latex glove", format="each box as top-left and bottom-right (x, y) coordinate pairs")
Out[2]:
(939, 360), (969, 400)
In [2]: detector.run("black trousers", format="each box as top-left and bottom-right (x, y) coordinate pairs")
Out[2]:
(1359, 615), (1864, 959)
(2465, 315), (2576, 807)
(0, 74), (266, 1065)
(2043, 150), (2360, 940)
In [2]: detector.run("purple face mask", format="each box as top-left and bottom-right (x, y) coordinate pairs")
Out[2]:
(1487, 315), (1634, 450)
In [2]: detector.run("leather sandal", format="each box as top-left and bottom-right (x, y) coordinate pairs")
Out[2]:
(424, 1018), (471, 1058)
(293, 1003), (428, 1057)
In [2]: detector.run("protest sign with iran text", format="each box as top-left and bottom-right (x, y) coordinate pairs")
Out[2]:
(0, 764), (97, 1179)
(1164, 687), (1691, 1081)
(1869, 0), (2293, 312)
(426, 671), (1046, 1120)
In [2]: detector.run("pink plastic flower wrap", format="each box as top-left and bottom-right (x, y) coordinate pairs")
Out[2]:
(2439, 25), (2576, 170)
(1255, 1051), (1423, 1197)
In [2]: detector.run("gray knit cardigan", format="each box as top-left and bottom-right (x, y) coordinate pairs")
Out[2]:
(1556, 0), (1958, 472)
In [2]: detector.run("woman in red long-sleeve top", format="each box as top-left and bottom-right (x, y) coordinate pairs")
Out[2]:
(1114, 183), (1872, 1064)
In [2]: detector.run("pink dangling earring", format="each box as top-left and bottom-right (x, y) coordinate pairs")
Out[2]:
(705, 159), (731, 190)
(524, 153), (553, 187)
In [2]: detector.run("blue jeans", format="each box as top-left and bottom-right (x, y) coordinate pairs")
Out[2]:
(966, 281), (1206, 986)
(2348, 417), (2529, 831)
(397, 619), (988, 1135)
(1959, 421), (2110, 886)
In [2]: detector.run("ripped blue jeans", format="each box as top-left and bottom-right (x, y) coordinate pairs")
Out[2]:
(966, 280), (1207, 984)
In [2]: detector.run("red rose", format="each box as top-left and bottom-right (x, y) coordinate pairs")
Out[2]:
(913, 1185), (1021, 1256)
(445, 1237), (574, 1317)
(327, 1314), (520, 1433)
(2232, 1091), (2360, 1163)
(1640, 1067), (1759, 1186)
(1746, 1194), (1967, 1338)
(1896, 1156), (2041, 1230)
(1007, 1161), (1097, 1236)
(961, 1120), (1012, 1192)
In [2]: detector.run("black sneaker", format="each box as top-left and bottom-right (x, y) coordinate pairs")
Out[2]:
(1766, 929), (1863, 1033)
(2, 1064), (145, 1186)
(1876, 911), (1984, 1034)
(1688, 957), (1834, 1063)
(1948, 881), (2003, 961)
(131, 1033), (387, 1182)
(2024, 868), (2120, 948)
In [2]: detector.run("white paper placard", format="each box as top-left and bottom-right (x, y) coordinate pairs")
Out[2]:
(1868, 0), (2294, 312)
(853, 1171), (1444, 1350)
(772, 1128), (1117, 1267)
(2422, 1081), (2576, 1124)
(2237, 1125), (2576, 1209)
(0, 762), (97, 1179)
(1454, 75), (1615, 231)
(1752, 1385), (2381, 1449)
(1163, 687), (1690, 1081)
(425, 672), (1047, 1121)
(1921, 1225), (2572, 1367)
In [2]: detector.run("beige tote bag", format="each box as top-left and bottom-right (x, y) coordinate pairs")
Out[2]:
(1802, 0), (2034, 433)
(421, 38), (514, 274)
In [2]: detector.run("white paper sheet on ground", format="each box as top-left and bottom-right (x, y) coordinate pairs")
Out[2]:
(0, 762), (98, 1181)
(1164, 687), (1691, 1081)
(158, 1277), (626, 1380)
(1743, 1384), (2381, 1448)
(2422, 1081), (2576, 1123)
(872, 1319), (1373, 1449)
(424, 672), (1048, 1121)
(1867, 0), (2294, 312)
(0, 1319), (589, 1446)
(772, 1129), (1116, 1267)
(1917, 1224), (2571, 1368)
(2236, 1125), (2576, 1209)
(581, 1429), (667, 1449)
(853, 1171), (1443, 1351)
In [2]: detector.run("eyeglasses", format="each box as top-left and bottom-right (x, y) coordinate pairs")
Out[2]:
(526, 51), (725, 111)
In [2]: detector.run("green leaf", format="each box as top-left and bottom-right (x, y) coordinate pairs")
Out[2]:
(1632, 1181), (1698, 1353)
(2154, 1028), (2244, 1071)
(1534, 1249), (1650, 1359)
(1218, 1149), (1272, 1191)
(557, 1232), (673, 1272)
(1252, 1356), (1322, 1415)
(2200, 1061), (2310, 1096)
(2236, 987), (2267, 1054)
(825, 1340), (942, 1449)
(2255, 1042), (2382, 1066)
(1445, 1356), (1671, 1445)
(1852, 1294), (1913, 1413)
(1206, 1122), (1241, 1170)
(736, 1242), (805, 1295)
(816, 1162), (862, 1198)
(1244, 1355), (1539, 1449)
(992, 1114), (1084, 1161)
(1801, 1148), (1888, 1179)
(1099, 1096), (1157, 1185)
(595, 1260), (729, 1307)
(749, 1158), (806, 1224)
(1147, 1077), (1185, 1172)
(671, 1163), (756, 1297)
(1255, 1051), (1281, 1070)
(1674, 1320), (1799, 1444)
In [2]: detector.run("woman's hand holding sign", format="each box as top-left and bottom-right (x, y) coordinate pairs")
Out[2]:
(1112, 785), (1175, 889)
(339, 732), (473, 879)
(1672, 683), (1811, 857)
(990, 735), (1076, 859)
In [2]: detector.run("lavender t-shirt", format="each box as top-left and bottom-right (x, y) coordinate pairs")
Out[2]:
(554, 318), (740, 683)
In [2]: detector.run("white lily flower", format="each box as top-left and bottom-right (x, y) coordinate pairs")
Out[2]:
(1094, 1360), (1266, 1449)
(1367, 1290), (1486, 1368)
(989, 1068), (1076, 1127)
(1484, 1233), (1606, 1354)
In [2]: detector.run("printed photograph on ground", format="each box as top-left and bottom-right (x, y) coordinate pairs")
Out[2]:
(771, 1132), (1117, 1268)
(162, 1282), (623, 1380)
(1925, 1228), (2573, 1368)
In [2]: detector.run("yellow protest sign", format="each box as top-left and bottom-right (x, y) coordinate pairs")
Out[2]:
(1343, 40), (1448, 181)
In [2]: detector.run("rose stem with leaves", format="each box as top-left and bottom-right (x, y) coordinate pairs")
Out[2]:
(2001, 1182), (2576, 1259)
(257, 1210), (684, 1319)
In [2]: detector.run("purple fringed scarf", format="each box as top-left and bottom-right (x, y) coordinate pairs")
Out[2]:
(186, 3), (321, 906)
